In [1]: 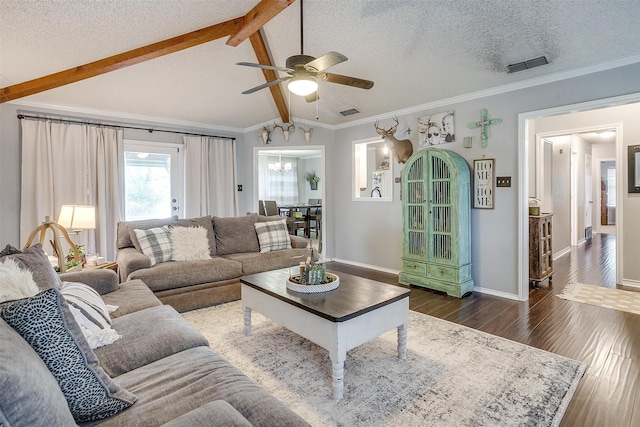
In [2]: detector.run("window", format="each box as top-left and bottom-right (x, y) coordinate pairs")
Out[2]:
(123, 141), (183, 220)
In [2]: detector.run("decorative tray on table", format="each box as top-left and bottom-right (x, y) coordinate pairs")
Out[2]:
(286, 273), (340, 293)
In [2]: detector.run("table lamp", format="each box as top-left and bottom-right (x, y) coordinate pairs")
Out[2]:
(57, 205), (96, 235)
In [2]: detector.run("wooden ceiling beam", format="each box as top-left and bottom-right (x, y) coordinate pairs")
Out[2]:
(249, 30), (289, 123)
(0, 18), (245, 103)
(226, 0), (295, 47)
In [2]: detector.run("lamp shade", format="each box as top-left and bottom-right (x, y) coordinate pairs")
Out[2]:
(288, 75), (318, 96)
(57, 205), (96, 231)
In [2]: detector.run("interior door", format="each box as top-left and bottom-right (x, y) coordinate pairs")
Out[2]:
(585, 154), (592, 233)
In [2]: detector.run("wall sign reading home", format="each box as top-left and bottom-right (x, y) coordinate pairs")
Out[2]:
(473, 159), (494, 209)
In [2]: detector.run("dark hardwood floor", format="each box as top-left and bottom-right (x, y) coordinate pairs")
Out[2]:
(327, 233), (639, 427)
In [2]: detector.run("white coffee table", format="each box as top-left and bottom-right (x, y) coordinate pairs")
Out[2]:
(240, 268), (410, 399)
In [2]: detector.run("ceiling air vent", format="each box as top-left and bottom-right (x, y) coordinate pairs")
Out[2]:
(505, 55), (549, 73)
(339, 108), (360, 117)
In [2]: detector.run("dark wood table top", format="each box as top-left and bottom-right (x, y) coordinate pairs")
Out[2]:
(240, 268), (410, 322)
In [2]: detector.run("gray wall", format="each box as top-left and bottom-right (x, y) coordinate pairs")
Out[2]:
(3, 61), (640, 296)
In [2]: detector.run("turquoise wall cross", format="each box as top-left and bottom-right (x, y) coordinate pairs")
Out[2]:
(467, 108), (502, 148)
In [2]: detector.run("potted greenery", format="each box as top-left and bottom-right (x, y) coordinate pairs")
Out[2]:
(305, 170), (320, 190)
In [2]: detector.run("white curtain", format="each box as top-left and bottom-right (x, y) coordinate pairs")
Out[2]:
(258, 155), (299, 205)
(183, 136), (238, 218)
(20, 119), (123, 260)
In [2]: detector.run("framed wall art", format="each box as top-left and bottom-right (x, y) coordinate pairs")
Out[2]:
(473, 158), (494, 209)
(418, 110), (455, 146)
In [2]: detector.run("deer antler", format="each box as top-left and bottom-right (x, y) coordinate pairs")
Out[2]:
(273, 121), (284, 132)
(286, 121), (295, 132)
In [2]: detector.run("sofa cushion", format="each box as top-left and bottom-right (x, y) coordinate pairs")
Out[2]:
(213, 214), (260, 255)
(170, 226), (212, 261)
(95, 305), (209, 377)
(254, 219), (292, 253)
(101, 279), (163, 318)
(134, 226), (173, 266)
(116, 216), (178, 249)
(0, 258), (40, 303)
(223, 248), (308, 275)
(60, 281), (121, 349)
(0, 243), (62, 290)
(88, 346), (309, 427)
(128, 257), (243, 293)
(161, 401), (252, 427)
(58, 269), (120, 295)
(0, 288), (136, 423)
(0, 317), (77, 426)
(173, 216), (216, 256)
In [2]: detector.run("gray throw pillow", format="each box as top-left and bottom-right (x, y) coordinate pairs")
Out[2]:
(213, 214), (260, 255)
(0, 288), (137, 423)
(0, 243), (62, 290)
(0, 243), (21, 257)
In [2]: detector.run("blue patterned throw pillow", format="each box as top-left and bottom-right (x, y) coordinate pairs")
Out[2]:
(0, 288), (136, 422)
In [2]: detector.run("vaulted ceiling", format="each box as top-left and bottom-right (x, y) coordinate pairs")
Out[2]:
(2, 0), (640, 130)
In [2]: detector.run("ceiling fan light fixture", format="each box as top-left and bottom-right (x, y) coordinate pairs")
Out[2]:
(288, 75), (318, 96)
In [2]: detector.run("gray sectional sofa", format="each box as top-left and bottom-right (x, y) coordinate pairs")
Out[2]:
(116, 214), (308, 312)
(1, 265), (309, 426)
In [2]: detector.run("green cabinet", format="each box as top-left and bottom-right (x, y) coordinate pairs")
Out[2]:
(398, 148), (473, 297)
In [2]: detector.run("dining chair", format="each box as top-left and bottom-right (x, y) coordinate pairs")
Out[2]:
(308, 199), (322, 237)
(258, 200), (266, 216)
(263, 200), (279, 216)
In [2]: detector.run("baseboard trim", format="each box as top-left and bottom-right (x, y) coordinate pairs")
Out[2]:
(331, 258), (400, 275)
(472, 285), (521, 301)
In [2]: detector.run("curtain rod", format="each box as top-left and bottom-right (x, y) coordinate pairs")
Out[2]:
(17, 113), (236, 141)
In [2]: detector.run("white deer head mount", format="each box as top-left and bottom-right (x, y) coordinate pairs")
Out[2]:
(260, 126), (271, 144)
(299, 127), (313, 143)
(274, 121), (295, 141)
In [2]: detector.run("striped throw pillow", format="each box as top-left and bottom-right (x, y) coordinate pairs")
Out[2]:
(254, 218), (292, 253)
(60, 282), (121, 349)
(134, 226), (172, 265)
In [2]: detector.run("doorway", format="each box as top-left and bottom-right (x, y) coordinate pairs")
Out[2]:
(253, 145), (326, 252)
(518, 94), (640, 300)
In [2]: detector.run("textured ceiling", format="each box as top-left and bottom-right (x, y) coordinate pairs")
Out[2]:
(2, 0), (640, 130)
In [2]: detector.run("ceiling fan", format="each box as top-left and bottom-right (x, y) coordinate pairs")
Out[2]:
(236, 0), (374, 102)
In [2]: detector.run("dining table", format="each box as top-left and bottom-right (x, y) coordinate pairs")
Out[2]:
(277, 203), (321, 238)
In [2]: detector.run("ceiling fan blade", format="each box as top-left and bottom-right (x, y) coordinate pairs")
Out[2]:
(236, 62), (292, 73)
(304, 51), (347, 72)
(242, 79), (284, 94)
(305, 92), (319, 103)
(321, 73), (374, 89)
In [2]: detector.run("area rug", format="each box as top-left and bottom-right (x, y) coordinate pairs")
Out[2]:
(557, 282), (640, 315)
(183, 301), (586, 427)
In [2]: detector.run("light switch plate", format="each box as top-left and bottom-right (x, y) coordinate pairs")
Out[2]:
(496, 176), (511, 187)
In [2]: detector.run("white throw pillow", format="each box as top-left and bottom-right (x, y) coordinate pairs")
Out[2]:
(254, 219), (292, 253)
(60, 281), (121, 349)
(0, 258), (41, 303)
(170, 226), (211, 261)
(133, 226), (172, 265)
